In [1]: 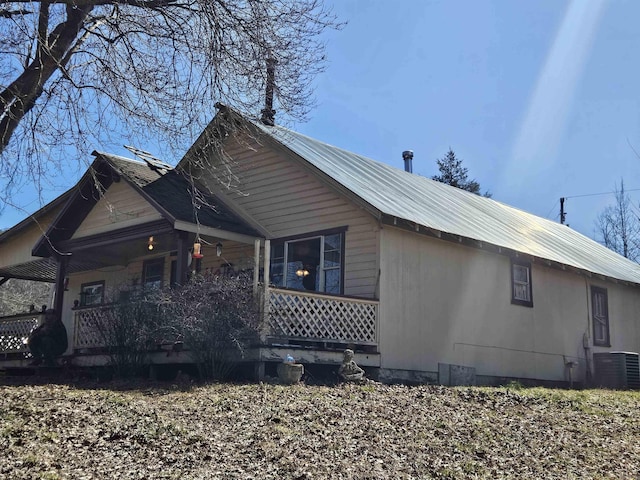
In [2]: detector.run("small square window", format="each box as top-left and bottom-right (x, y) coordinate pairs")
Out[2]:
(80, 281), (104, 307)
(511, 260), (533, 307)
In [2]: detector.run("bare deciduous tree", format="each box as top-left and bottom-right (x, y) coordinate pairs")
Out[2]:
(0, 278), (52, 315)
(595, 179), (640, 262)
(0, 0), (341, 206)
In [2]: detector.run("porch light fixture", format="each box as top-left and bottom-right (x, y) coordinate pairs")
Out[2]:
(296, 268), (310, 277)
(192, 241), (204, 259)
(216, 242), (223, 257)
(147, 236), (156, 251)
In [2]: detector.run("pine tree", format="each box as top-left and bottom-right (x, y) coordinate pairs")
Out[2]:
(432, 149), (491, 197)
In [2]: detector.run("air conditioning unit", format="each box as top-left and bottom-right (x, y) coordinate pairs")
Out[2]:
(593, 352), (640, 390)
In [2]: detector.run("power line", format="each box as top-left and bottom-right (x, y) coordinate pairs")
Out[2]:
(558, 186), (640, 225)
(564, 187), (640, 200)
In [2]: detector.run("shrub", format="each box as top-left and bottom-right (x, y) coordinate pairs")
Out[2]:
(96, 273), (260, 380)
(95, 289), (168, 378)
(164, 272), (260, 380)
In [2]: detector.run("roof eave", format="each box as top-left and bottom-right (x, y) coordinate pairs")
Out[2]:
(383, 214), (640, 289)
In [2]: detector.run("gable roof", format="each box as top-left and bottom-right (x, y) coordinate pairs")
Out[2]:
(28, 152), (259, 258)
(245, 120), (640, 286)
(96, 152), (258, 236)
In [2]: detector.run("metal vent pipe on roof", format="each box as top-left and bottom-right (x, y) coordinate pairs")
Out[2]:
(402, 150), (414, 173)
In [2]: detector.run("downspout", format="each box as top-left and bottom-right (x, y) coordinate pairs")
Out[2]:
(583, 277), (592, 384)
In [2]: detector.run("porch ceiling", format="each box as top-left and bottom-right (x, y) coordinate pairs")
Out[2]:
(0, 257), (109, 282)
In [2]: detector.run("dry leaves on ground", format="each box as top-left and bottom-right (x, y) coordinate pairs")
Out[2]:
(1, 379), (639, 479)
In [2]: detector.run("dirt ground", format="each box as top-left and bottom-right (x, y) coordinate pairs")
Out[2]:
(1, 377), (639, 479)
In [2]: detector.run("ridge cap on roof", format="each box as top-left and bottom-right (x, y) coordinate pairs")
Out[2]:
(93, 150), (145, 164)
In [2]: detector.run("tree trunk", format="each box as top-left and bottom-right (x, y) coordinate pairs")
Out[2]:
(0, 3), (92, 154)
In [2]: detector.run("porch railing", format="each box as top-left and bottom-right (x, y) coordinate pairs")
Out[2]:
(73, 288), (380, 351)
(73, 305), (114, 349)
(0, 312), (42, 355)
(265, 288), (378, 345)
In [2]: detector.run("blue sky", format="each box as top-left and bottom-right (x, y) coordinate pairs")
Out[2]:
(2, 0), (640, 241)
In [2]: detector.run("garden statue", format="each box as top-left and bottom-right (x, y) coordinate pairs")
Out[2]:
(338, 349), (365, 382)
(28, 309), (68, 366)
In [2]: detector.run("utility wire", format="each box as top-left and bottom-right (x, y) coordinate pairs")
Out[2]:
(564, 188), (640, 200)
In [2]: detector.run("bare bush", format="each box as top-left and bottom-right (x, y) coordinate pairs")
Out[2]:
(96, 273), (259, 379)
(94, 291), (168, 378)
(163, 272), (260, 380)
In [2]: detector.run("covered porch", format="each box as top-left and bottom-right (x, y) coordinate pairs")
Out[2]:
(0, 228), (380, 369)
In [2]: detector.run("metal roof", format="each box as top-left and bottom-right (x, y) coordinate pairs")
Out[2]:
(255, 122), (640, 285)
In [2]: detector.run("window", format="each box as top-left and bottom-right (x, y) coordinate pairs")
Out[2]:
(143, 258), (164, 289)
(591, 286), (610, 346)
(511, 260), (533, 307)
(270, 231), (344, 294)
(80, 281), (104, 306)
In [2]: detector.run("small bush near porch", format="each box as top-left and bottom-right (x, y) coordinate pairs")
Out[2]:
(0, 382), (638, 479)
(92, 273), (260, 379)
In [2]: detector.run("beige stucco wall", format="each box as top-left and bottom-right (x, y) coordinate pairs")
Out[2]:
(195, 135), (381, 298)
(378, 226), (640, 383)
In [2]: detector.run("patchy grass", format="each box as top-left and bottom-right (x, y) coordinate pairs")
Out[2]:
(0, 379), (638, 479)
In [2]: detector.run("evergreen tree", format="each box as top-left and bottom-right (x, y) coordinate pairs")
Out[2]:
(432, 149), (491, 197)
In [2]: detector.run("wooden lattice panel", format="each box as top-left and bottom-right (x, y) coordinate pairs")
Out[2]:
(74, 307), (113, 349)
(0, 314), (40, 353)
(267, 289), (378, 344)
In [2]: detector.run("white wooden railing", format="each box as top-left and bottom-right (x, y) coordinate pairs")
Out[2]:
(265, 288), (378, 345)
(73, 305), (114, 349)
(73, 288), (379, 351)
(0, 312), (42, 355)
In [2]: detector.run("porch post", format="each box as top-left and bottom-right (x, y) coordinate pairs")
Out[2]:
(263, 240), (270, 292)
(176, 231), (189, 286)
(261, 240), (271, 342)
(253, 239), (261, 296)
(53, 255), (69, 316)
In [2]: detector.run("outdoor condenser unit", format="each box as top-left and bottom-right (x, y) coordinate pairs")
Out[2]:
(593, 352), (640, 390)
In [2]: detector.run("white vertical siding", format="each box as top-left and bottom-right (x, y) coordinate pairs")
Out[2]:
(378, 226), (640, 383)
(72, 181), (162, 239)
(198, 136), (380, 298)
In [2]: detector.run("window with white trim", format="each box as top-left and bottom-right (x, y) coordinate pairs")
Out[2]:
(142, 258), (164, 289)
(270, 232), (344, 294)
(80, 281), (104, 307)
(591, 286), (610, 346)
(511, 260), (533, 307)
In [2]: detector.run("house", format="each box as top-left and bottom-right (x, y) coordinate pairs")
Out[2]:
(2, 105), (640, 386)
